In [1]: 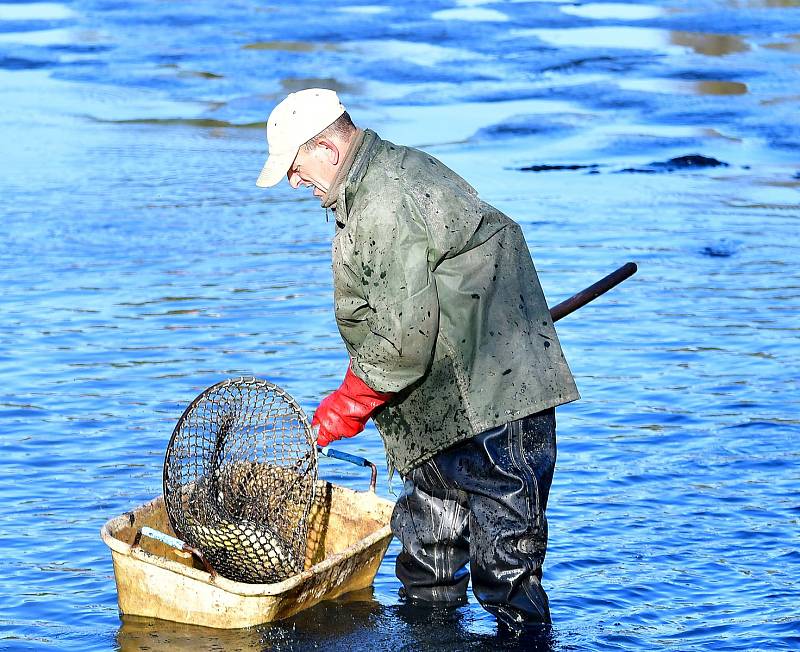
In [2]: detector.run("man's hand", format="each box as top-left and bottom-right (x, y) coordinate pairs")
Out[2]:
(312, 365), (393, 448)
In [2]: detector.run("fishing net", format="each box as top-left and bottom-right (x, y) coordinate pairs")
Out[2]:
(163, 377), (317, 584)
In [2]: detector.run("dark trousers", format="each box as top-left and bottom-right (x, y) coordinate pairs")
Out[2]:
(390, 408), (557, 629)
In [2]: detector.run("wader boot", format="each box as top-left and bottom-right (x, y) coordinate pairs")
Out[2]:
(390, 408), (557, 629)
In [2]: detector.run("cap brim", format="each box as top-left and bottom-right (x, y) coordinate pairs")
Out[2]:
(255, 150), (295, 188)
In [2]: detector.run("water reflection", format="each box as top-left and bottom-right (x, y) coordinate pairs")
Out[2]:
(160, 64), (224, 80)
(618, 78), (748, 96)
(725, 0), (800, 6)
(670, 31), (750, 56)
(760, 93), (800, 105)
(116, 589), (556, 651)
(116, 589), (383, 651)
(241, 40), (339, 52)
(117, 615), (264, 652)
(280, 77), (357, 95)
(560, 3), (667, 20)
(517, 26), (751, 57)
(764, 34), (800, 52)
(391, 600), (557, 652)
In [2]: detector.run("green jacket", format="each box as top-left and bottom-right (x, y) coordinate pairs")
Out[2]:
(330, 130), (579, 475)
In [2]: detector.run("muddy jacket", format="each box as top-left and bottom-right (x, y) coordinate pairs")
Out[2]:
(330, 130), (579, 475)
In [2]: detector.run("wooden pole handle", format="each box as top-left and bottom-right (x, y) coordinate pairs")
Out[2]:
(549, 262), (638, 323)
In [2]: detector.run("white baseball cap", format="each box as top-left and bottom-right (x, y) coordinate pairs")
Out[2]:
(255, 88), (346, 188)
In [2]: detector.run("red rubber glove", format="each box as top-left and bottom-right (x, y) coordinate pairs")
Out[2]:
(312, 365), (393, 448)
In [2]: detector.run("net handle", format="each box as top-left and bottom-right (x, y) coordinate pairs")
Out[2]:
(318, 445), (378, 492)
(131, 527), (218, 578)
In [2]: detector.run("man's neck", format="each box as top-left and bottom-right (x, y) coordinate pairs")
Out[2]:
(321, 128), (365, 210)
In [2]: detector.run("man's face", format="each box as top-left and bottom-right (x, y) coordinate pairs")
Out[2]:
(287, 143), (336, 198)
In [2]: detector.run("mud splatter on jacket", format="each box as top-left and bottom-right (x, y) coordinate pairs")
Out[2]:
(330, 130), (579, 476)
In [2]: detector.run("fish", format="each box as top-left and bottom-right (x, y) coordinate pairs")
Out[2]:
(177, 461), (316, 584)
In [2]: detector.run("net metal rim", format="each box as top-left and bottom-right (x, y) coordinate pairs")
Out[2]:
(162, 376), (315, 519)
(162, 376), (317, 583)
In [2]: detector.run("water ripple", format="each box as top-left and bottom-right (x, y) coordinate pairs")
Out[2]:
(1, 0), (799, 650)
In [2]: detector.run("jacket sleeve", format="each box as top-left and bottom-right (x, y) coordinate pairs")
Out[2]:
(346, 193), (440, 394)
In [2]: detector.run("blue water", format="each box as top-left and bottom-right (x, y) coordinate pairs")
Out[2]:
(1, 0), (799, 650)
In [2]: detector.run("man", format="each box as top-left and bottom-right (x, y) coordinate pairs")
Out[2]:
(256, 88), (579, 630)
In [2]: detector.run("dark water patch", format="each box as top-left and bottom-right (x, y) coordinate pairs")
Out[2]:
(601, 134), (720, 157)
(700, 239), (741, 257)
(474, 115), (585, 140)
(722, 419), (800, 431)
(655, 107), (751, 126)
(519, 164), (603, 173)
(667, 68), (757, 82)
(539, 54), (646, 76)
(116, 12), (218, 29)
(89, 116), (263, 128)
(617, 154), (730, 173)
(445, 80), (663, 113)
(548, 82), (663, 112)
(757, 124), (800, 150)
(158, 64), (223, 80)
(47, 44), (114, 55)
(522, 41), (666, 75)
(353, 58), (498, 86)
(0, 56), (50, 70)
(516, 155), (732, 175)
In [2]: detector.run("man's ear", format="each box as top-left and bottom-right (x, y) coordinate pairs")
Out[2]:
(317, 138), (341, 165)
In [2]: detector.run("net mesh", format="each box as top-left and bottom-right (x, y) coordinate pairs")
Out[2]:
(163, 377), (317, 584)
